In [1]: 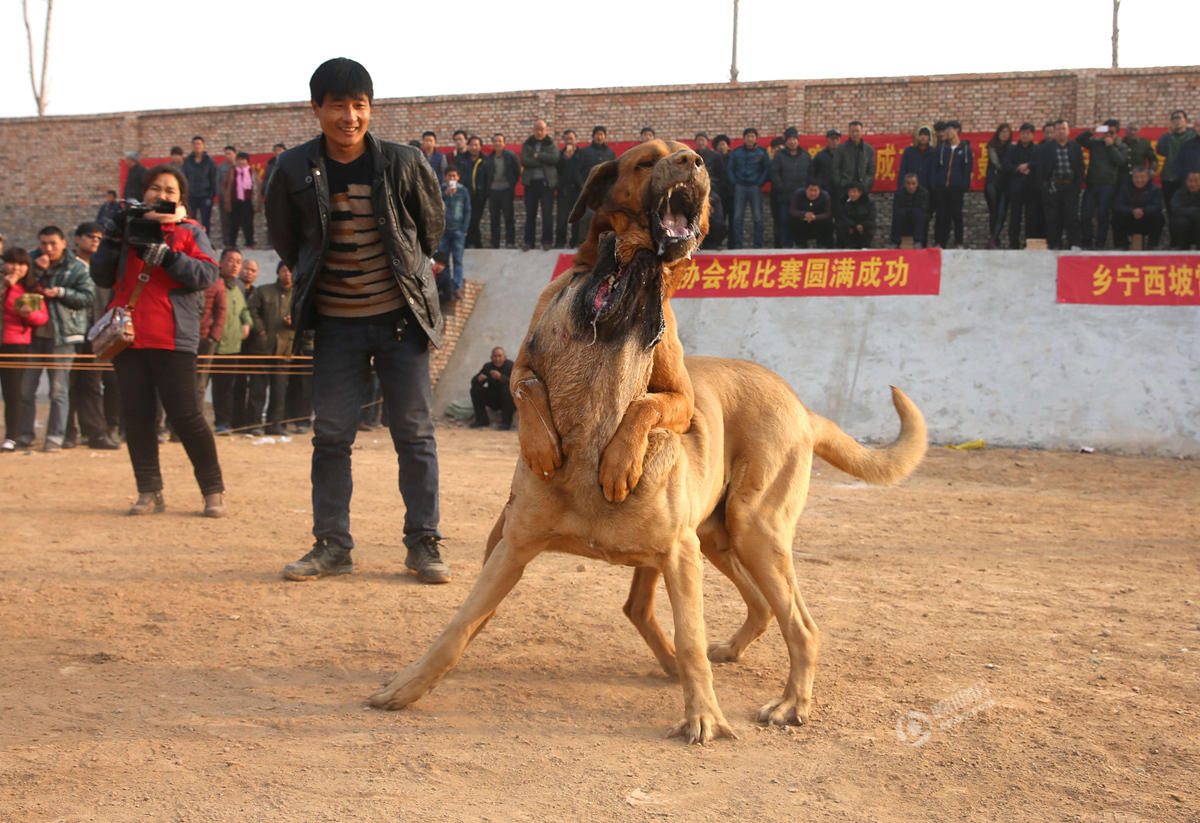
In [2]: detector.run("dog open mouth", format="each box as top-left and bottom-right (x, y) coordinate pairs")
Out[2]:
(650, 182), (704, 260)
(573, 235), (665, 349)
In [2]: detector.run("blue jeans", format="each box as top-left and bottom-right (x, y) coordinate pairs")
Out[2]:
(19, 338), (73, 446)
(311, 316), (440, 551)
(731, 184), (764, 248)
(438, 228), (466, 291)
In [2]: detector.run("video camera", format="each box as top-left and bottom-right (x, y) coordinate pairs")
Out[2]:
(113, 199), (177, 248)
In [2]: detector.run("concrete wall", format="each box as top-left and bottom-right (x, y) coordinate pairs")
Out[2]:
(437, 250), (1200, 456)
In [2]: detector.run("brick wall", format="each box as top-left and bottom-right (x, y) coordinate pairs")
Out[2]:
(1, 66), (1196, 247)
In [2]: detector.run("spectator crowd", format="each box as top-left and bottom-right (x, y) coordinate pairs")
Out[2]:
(2, 107), (1198, 458)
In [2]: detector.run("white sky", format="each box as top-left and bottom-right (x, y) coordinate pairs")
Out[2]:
(0, 0), (1193, 119)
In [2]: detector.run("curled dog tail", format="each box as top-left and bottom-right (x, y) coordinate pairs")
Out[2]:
(810, 386), (927, 485)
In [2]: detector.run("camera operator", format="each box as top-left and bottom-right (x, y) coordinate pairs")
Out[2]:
(91, 164), (227, 517)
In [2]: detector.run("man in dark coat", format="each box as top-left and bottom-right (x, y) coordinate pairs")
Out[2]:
(469, 347), (515, 429)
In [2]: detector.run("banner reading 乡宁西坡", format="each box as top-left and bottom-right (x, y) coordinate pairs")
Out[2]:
(553, 249), (941, 297)
(1057, 255), (1200, 305)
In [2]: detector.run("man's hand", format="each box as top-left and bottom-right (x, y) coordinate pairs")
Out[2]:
(804, 212), (815, 222)
(241, 324), (250, 339)
(476, 373), (488, 384)
(855, 224), (864, 233)
(41, 286), (61, 298)
(34, 254), (50, 271)
(488, 369), (502, 380)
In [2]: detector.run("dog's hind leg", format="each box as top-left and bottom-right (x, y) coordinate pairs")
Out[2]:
(622, 567), (677, 677)
(699, 517), (774, 663)
(369, 537), (532, 711)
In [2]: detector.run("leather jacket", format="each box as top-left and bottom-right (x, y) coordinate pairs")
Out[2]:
(265, 132), (445, 351)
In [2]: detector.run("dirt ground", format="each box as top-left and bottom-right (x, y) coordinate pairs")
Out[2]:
(1, 424), (1197, 823)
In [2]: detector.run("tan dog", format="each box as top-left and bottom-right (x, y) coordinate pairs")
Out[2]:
(369, 227), (927, 741)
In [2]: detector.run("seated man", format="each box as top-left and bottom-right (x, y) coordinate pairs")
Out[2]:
(1112, 167), (1165, 249)
(890, 173), (930, 247)
(1169, 170), (1200, 249)
(836, 183), (876, 248)
(788, 181), (834, 248)
(469, 346), (514, 430)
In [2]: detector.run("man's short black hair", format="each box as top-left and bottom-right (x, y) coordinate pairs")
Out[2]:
(946, 120), (962, 131)
(309, 57), (374, 106)
(38, 225), (66, 240)
(1019, 122), (1036, 133)
(694, 131), (708, 140)
(848, 120), (863, 128)
(453, 129), (468, 139)
(236, 151), (250, 161)
(592, 125), (606, 136)
(467, 134), (482, 145)
(933, 120), (947, 132)
(105, 189), (117, 197)
(743, 127), (758, 138)
(492, 132), (505, 141)
(432, 251), (449, 264)
(562, 128), (577, 137)
(169, 146), (184, 156)
(224, 145), (236, 153)
(75, 221), (104, 237)
(422, 130), (436, 139)
(192, 136), (204, 143)
(1104, 118), (1121, 130)
(274, 143), (286, 151)
(640, 126), (655, 135)
(1170, 109), (1187, 119)
(783, 126), (799, 139)
(713, 133), (731, 147)
(220, 247), (242, 261)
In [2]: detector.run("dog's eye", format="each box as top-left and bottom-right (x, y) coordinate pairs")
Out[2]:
(637, 160), (655, 169)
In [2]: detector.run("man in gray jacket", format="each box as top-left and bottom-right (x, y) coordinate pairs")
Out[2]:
(18, 226), (94, 451)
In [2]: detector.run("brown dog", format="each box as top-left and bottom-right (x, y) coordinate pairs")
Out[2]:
(511, 140), (709, 503)
(369, 223), (927, 741)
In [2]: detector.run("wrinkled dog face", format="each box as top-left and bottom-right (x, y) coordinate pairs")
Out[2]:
(572, 140), (710, 269)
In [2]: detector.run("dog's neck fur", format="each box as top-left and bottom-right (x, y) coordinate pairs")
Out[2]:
(527, 283), (656, 470)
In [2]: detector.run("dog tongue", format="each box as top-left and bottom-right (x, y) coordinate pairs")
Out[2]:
(662, 210), (689, 237)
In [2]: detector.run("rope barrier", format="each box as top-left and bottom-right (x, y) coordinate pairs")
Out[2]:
(0, 354), (314, 375)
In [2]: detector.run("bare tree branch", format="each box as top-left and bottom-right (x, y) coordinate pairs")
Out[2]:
(22, 0), (53, 116)
(1112, 0), (1120, 69)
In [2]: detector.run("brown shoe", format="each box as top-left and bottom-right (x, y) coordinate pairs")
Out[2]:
(203, 492), (226, 518)
(129, 491), (165, 515)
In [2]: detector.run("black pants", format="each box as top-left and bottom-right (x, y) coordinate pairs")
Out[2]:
(523, 180), (554, 247)
(0, 343), (31, 441)
(555, 184), (582, 247)
(788, 219), (834, 249)
(891, 207), (929, 246)
(488, 189), (515, 248)
(1007, 187), (1043, 248)
(836, 223), (874, 249)
(248, 368), (288, 431)
(1170, 213), (1200, 249)
(933, 187), (966, 247)
(229, 199), (254, 246)
(113, 348), (223, 495)
(1162, 179), (1182, 219)
(1041, 182), (1081, 249)
(470, 378), (514, 426)
(210, 358), (238, 429)
(65, 343), (108, 443)
(1112, 212), (1164, 249)
(467, 191), (486, 248)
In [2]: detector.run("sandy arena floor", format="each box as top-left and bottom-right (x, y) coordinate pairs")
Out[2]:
(1, 426), (1197, 822)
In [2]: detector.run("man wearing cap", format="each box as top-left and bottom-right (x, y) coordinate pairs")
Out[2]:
(728, 127), (771, 248)
(812, 129), (841, 201)
(769, 127), (810, 248)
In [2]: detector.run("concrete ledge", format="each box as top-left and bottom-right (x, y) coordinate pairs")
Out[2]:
(439, 249), (1200, 457)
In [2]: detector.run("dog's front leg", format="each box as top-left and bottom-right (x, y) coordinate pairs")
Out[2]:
(369, 538), (532, 710)
(599, 311), (693, 502)
(513, 374), (562, 479)
(660, 540), (736, 744)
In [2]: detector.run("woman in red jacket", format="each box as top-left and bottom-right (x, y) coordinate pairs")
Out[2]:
(91, 164), (227, 516)
(1, 247), (49, 451)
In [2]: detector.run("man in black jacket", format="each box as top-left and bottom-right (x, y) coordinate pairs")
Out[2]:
(1003, 123), (1042, 248)
(521, 119), (559, 250)
(1036, 119), (1085, 249)
(462, 135), (489, 248)
(555, 129), (584, 248)
(265, 57), (449, 585)
(891, 173), (930, 247)
(469, 347), (515, 429)
(575, 126), (616, 241)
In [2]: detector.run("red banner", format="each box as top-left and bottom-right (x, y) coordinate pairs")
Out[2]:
(1057, 255), (1200, 305)
(553, 249), (941, 297)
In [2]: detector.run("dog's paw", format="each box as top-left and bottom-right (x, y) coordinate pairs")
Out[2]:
(707, 641), (742, 663)
(518, 424), (563, 480)
(598, 443), (643, 503)
(666, 713), (738, 745)
(756, 696), (812, 726)
(367, 671), (430, 711)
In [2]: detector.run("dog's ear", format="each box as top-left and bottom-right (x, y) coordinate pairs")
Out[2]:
(569, 160), (618, 223)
